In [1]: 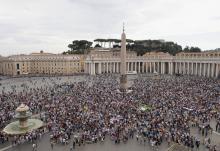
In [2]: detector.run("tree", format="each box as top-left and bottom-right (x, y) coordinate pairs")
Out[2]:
(68, 44), (73, 51)
(189, 47), (201, 52)
(183, 46), (201, 52)
(94, 39), (104, 47)
(64, 38), (201, 56)
(183, 46), (190, 52)
(128, 40), (183, 55)
(63, 40), (93, 54)
(94, 44), (101, 48)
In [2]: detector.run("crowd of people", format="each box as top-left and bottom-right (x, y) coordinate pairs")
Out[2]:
(0, 74), (219, 151)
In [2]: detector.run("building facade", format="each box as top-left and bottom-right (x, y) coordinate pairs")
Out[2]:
(85, 50), (220, 78)
(0, 51), (84, 76)
(0, 50), (219, 78)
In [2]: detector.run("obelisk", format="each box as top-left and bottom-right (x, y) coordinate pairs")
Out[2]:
(120, 24), (127, 92)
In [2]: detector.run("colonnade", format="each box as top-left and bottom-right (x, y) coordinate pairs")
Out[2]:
(85, 61), (220, 78)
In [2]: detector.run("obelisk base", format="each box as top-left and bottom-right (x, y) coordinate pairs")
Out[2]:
(120, 74), (127, 92)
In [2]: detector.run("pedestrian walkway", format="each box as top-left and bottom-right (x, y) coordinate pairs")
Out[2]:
(0, 145), (12, 151)
(167, 144), (188, 151)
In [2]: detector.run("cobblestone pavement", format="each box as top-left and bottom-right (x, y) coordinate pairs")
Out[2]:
(2, 129), (220, 151)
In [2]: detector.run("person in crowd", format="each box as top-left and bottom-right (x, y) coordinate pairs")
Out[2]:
(0, 75), (219, 150)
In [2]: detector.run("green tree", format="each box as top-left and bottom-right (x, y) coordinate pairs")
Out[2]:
(63, 40), (93, 54)
(94, 44), (101, 48)
(183, 46), (201, 52)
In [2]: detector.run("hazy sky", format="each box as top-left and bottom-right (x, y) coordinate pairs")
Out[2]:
(0, 0), (220, 56)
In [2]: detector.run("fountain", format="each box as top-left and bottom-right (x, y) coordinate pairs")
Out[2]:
(3, 104), (43, 135)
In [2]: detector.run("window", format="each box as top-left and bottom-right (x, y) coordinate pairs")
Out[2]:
(16, 64), (20, 70)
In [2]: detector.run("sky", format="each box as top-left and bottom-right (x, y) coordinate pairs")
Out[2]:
(0, 0), (220, 56)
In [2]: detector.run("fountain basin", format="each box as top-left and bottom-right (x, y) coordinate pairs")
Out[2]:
(3, 118), (43, 135)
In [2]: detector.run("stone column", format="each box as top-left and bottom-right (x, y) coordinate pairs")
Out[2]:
(186, 62), (189, 74)
(138, 62), (141, 73)
(100, 63), (102, 73)
(207, 63), (210, 77)
(150, 62), (152, 73)
(142, 62), (144, 73)
(215, 64), (219, 78)
(91, 63), (95, 75)
(118, 62), (120, 73)
(102, 63), (105, 73)
(195, 63), (198, 75)
(167, 63), (169, 74)
(84, 63), (86, 74)
(107, 62), (109, 73)
(211, 63), (215, 78)
(175, 62), (177, 74)
(111, 62), (113, 73)
(153, 62), (156, 72)
(98, 63), (101, 74)
(182, 62), (184, 74)
(168, 62), (171, 74)
(86, 63), (89, 74)
(190, 62), (192, 75)
(203, 63), (206, 77)
(170, 62), (173, 75)
(131, 62), (133, 71)
(163, 62), (165, 74)
(199, 63), (202, 76)
(201, 63), (203, 76)
(88, 63), (91, 74)
(145, 62), (147, 73)
(135, 62), (137, 72)
(113, 62), (115, 73)
(168, 63), (170, 74)
(93, 63), (96, 75)
(191, 63), (194, 75)
(182, 62), (185, 74)
(84, 63), (87, 73)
